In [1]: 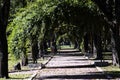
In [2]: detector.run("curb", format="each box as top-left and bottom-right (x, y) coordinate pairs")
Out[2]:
(26, 55), (54, 80)
(27, 73), (38, 80)
(96, 66), (104, 73)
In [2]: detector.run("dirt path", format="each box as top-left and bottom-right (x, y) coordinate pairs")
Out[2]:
(34, 49), (108, 80)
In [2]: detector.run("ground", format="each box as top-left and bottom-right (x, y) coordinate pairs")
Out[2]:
(34, 49), (111, 80)
(6, 48), (120, 80)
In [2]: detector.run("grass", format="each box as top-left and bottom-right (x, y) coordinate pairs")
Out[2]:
(8, 60), (20, 72)
(0, 74), (31, 80)
(8, 54), (21, 72)
(0, 45), (74, 80)
(0, 54), (31, 80)
(59, 45), (74, 49)
(102, 52), (112, 60)
(2, 53), (51, 80)
(9, 74), (31, 79)
(94, 51), (120, 78)
(8, 54), (30, 72)
(98, 52), (120, 75)
(101, 63), (120, 72)
(47, 45), (75, 52)
(102, 65), (120, 72)
(101, 65), (120, 78)
(0, 78), (5, 80)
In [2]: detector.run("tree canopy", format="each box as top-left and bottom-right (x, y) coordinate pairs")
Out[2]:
(7, 0), (107, 59)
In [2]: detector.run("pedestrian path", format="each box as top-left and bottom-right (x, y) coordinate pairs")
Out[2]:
(34, 49), (108, 80)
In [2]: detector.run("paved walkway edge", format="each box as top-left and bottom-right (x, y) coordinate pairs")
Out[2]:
(91, 60), (113, 79)
(26, 55), (54, 80)
(96, 66), (113, 79)
(88, 58), (113, 79)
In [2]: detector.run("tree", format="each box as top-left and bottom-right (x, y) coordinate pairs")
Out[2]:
(92, 0), (120, 67)
(8, 0), (111, 67)
(0, 0), (10, 78)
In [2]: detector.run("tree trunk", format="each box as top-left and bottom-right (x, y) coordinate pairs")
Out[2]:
(92, 0), (120, 65)
(111, 26), (120, 67)
(77, 40), (82, 51)
(94, 34), (103, 60)
(0, 0), (10, 78)
(74, 40), (78, 49)
(32, 41), (39, 63)
(21, 55), (28, 66)
(84, 33), (89, 53)
(22, 57), (28, 66)
(110, 0), (120, 67)
(0, 30), (8, 78)
(21, 34), (28, 66)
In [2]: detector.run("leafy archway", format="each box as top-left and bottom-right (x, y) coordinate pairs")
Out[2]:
(1, 0), (118, 78)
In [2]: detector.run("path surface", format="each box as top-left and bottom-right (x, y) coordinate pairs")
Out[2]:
(34, 49), (108, 80)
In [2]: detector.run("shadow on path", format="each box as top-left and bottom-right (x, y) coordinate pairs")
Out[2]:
(45, 64), (95, 69)
(37, 73), (108, 80)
